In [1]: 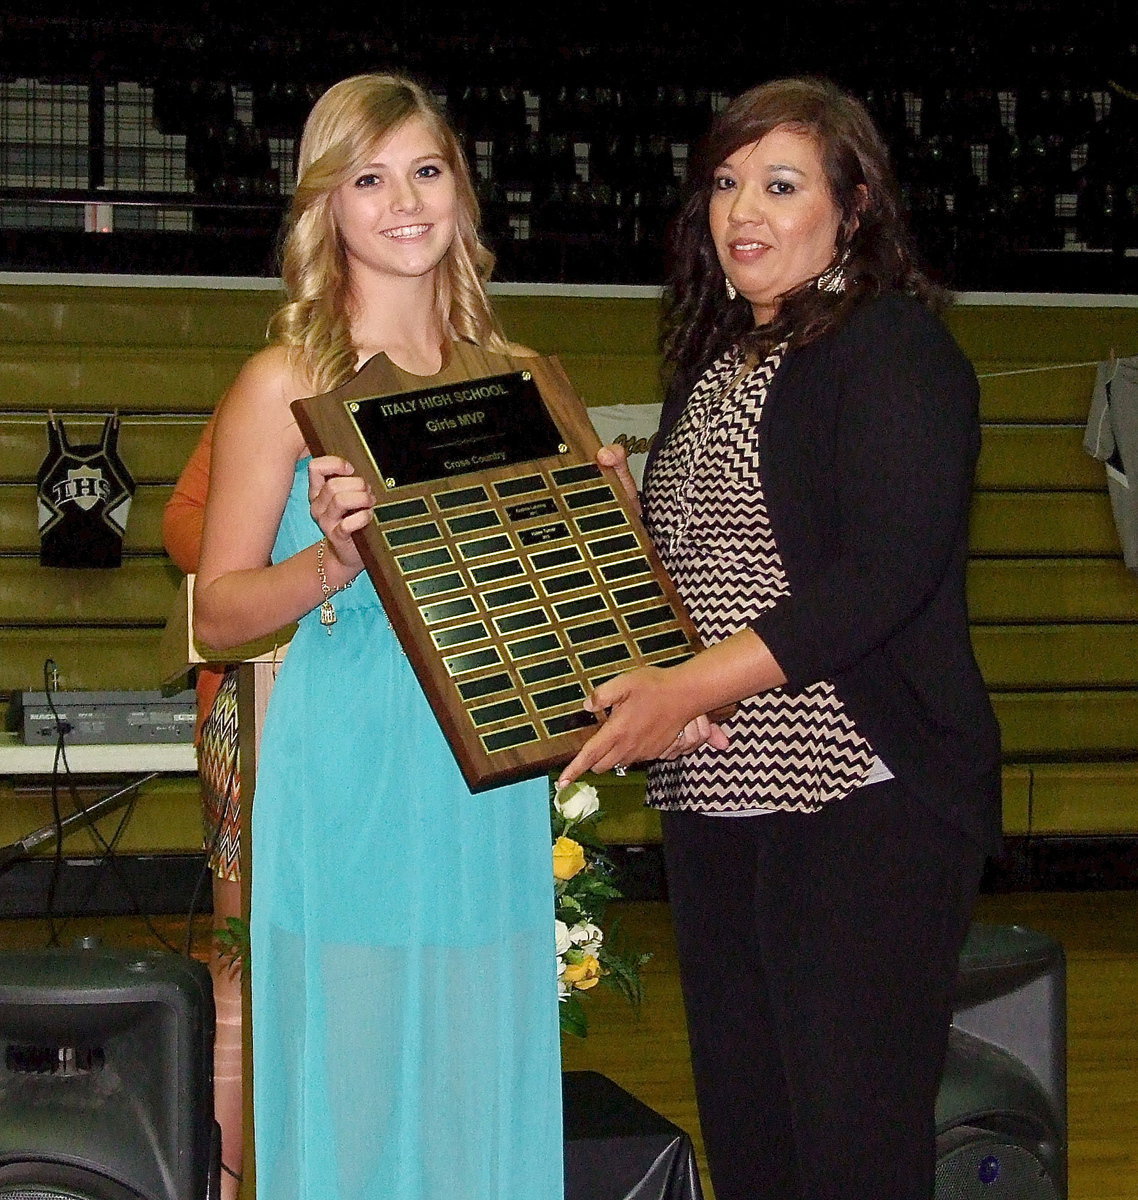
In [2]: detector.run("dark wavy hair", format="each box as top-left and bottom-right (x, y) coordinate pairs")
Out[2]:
(662, 77), (940, 377)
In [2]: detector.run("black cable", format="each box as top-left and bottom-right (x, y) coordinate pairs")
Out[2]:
(42, 659), (68, 947)
(183, 785), (232, 961)
(52, 792), (138, 947)
(40, 659), (180, 954)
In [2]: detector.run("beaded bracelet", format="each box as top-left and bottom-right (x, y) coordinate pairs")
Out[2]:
(316, 537), (354, 633)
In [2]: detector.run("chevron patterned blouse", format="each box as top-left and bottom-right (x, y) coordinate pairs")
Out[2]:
(644, 344), (881, 814)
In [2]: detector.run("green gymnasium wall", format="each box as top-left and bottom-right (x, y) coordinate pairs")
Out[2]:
(0, 281), (1136, 859)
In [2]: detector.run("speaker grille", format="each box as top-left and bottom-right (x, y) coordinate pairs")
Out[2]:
(1, 1191), (97, 1199)
(5, 1044), (106, 1076)
(935, 1133), (1060, 1200)
(0, 1162), (142, 1200)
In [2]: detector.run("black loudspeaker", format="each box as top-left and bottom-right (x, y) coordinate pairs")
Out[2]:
(0, 945), (219, 1200)
(935, 923), (1067, 1200)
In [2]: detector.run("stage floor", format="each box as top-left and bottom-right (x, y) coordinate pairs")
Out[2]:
(0, 892), (1134, 1200)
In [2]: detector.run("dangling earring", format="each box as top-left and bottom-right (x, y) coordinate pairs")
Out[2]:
(817, 250), (849, 295)
(725, 277), (737, 301)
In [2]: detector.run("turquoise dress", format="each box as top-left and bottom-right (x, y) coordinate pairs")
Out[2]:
(250, 460), (563, 1200)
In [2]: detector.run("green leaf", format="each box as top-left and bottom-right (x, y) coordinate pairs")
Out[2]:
(559, 995), (588, 1038)
(214, 916), (250, 970)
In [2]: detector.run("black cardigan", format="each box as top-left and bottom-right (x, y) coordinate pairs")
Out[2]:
(645, 293), (1002, 852)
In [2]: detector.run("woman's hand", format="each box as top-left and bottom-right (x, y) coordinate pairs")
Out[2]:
(556, 666), (730, 788)
(307, 456), (376, 582)
(597, 443), (641, 517)
(662, 714), (730, 760)
(554, 628), (786, 788)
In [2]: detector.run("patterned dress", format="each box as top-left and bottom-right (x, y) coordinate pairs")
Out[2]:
(644, 344), (880, 813)
(198, 667), (241, 881)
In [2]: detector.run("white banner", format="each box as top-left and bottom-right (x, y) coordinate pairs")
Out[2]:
(585, 402), (663, 488)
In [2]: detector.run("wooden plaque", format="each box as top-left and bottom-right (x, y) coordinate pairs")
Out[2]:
(292, 344), (701, 791)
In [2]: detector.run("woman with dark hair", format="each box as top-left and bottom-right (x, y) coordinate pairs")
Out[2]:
(195, 75), (562, 1200)
(560, 77), (1000, 1200)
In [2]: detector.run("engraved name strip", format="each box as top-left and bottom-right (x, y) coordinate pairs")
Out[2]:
(457, 672), (514, 702)
(588, 671), (622, 690)
(494, 473), (545, 499)
(397, 546), (454, 574)
(552, 464), (603, 486)
(553, 595), (606, 621)
(420, 597), (479, 625)
(600, 557), (651, 582)
(408, 571), (465, 600)
(436, 485), (489, 510)
(471, 558), (524, 585)
(470, 697), (527, 728)
(457, 533), (513, 560)
(578, 643), (632, 671)
(519, 657), (574, 686)
(529, 545), (581, 572)
(533, 682), (585, 711)
(540, 566), (595, 595)
(624, 604), (674, 631)
(507, 632), (562, 660)
(612, 580), (664, 606)
(541, 568), (595, 596)
(507, 497), (558, 522)
(636, 629), (689, 656)
(482, 724), (540, 753)
(446, 510), (502, 535)
(484, 583), (538, 609)
(564, 485), (616, 511)
(374, 498), (430, 523)
(443, 647), (502, 676)
(386, 521), (442, 549)
(543, 710), (598, 737)
(520, 522), (572, 549)
(566, 618), (620, 646)
(493, 608), (549, 636)
(432, 620), (490, 650)
(575, 509), (628, 534)
(587, 532), (639, 559)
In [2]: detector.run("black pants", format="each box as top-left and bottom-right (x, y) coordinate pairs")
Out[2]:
(661, 780), (986, 1200)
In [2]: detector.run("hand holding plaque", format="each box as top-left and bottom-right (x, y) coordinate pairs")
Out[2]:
(292, 343), (703, 791)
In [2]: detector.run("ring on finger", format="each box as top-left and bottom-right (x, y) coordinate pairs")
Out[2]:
(613, 763), (628, 777)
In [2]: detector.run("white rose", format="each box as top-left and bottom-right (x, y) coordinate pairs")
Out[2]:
(555, 782), (600, 822)
(555, 920), (572, 956)
(569, 922), (603, 955)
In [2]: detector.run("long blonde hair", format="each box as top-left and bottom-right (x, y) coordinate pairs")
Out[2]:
(269, 74), (509, 393)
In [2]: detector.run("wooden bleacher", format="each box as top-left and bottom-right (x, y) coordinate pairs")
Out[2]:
(0, 280), (1135, 860)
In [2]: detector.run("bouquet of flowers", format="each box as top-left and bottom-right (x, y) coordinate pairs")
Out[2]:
(552, 780), (650, 1037)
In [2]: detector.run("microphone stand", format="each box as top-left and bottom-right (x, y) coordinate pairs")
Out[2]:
(0, 773), (159, 870)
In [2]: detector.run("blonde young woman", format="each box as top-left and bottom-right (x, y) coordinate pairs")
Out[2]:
(193, 76), (563, 1200)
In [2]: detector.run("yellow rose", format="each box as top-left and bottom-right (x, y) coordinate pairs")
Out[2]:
(552, 836), (586, 881)
(562, 954), (602, 991)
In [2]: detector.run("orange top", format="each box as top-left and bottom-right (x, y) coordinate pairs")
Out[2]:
(163, 416), (225, 738)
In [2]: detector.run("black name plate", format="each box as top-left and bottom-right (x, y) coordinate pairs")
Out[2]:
(348, 371), (565, 488)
